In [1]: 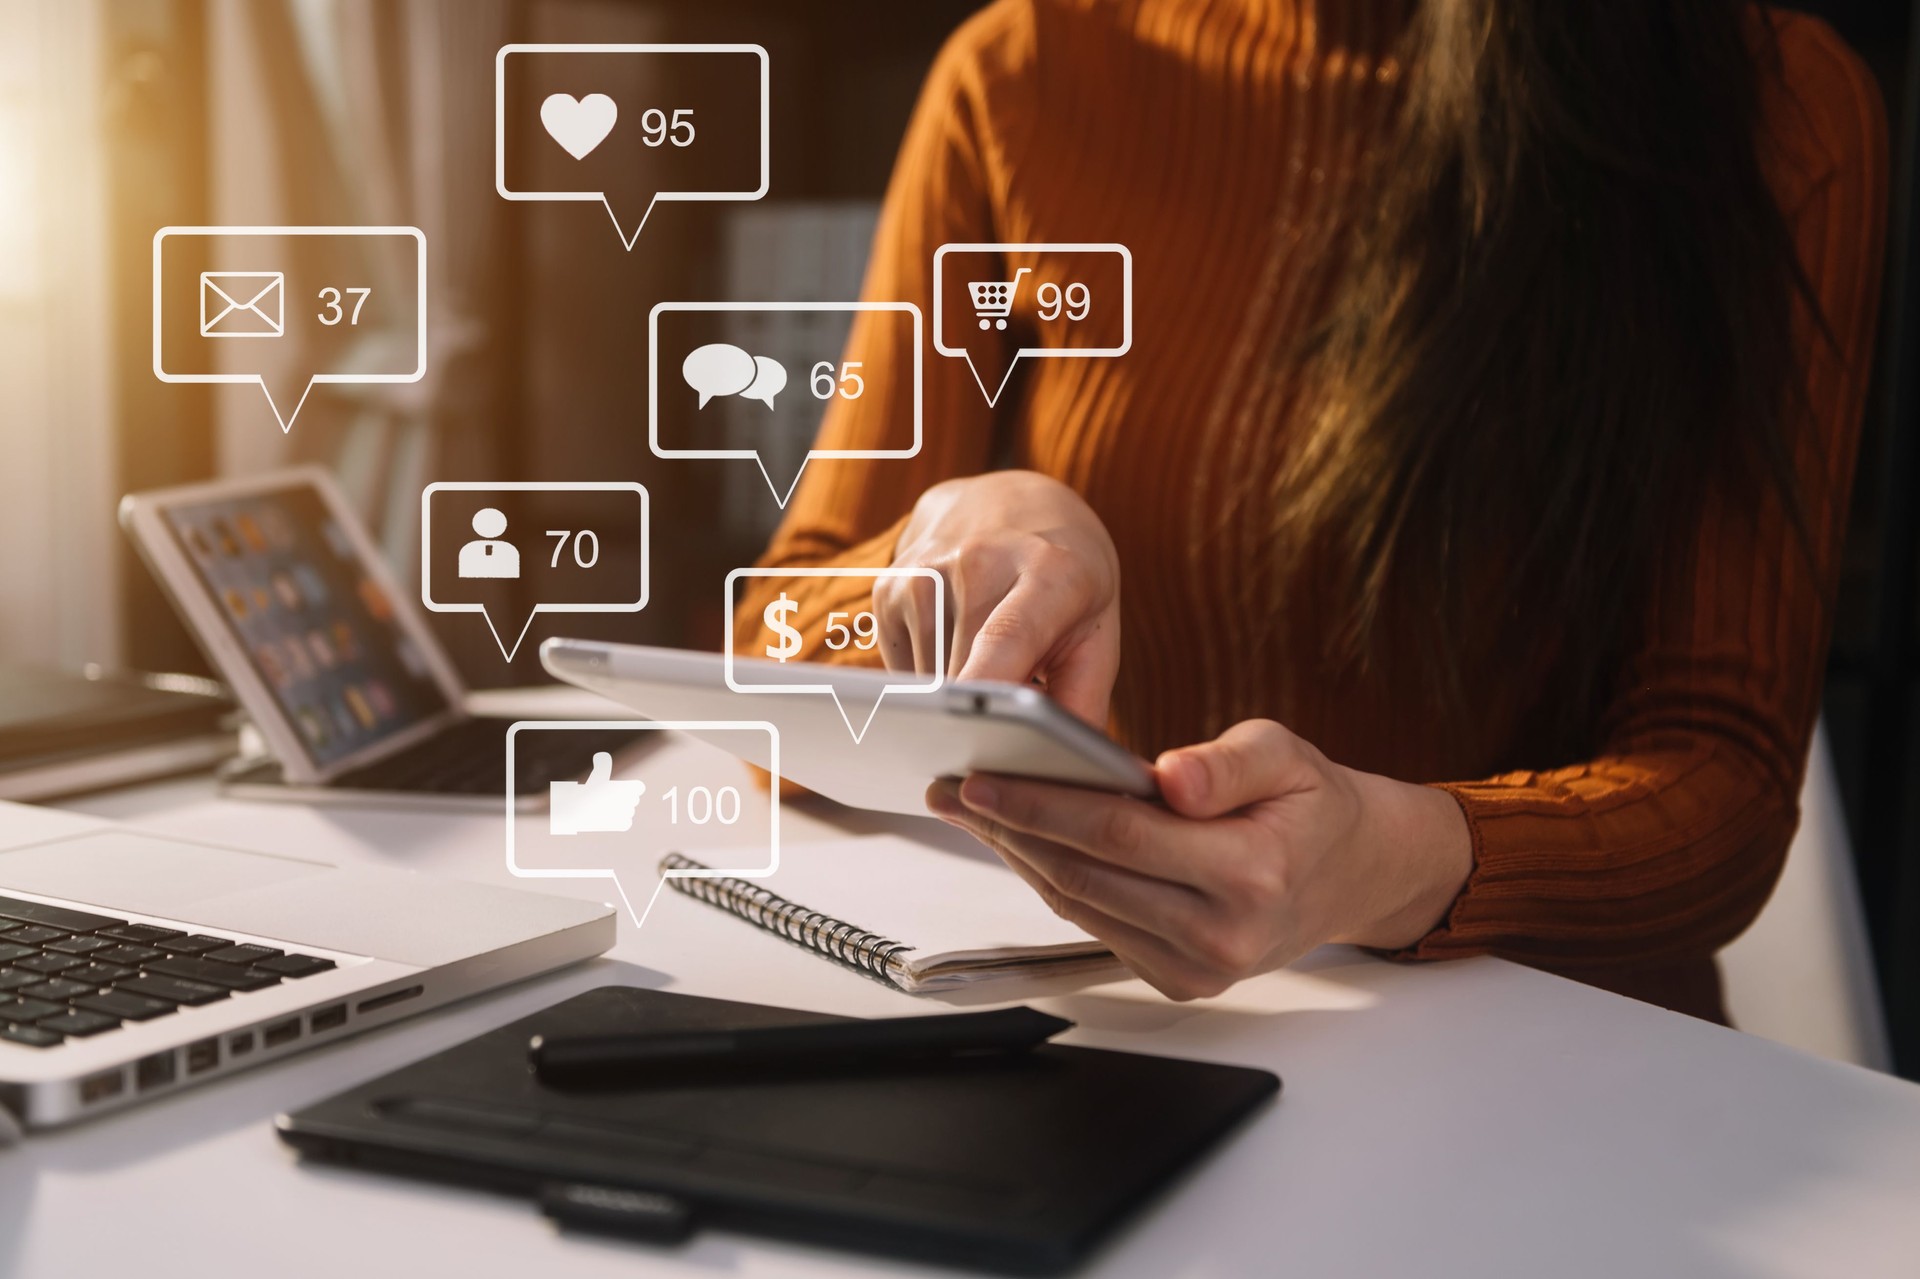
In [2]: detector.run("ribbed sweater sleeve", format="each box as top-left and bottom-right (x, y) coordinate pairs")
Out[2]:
(1401, 20), (1888, 975)
(732, 7), (1018, 669)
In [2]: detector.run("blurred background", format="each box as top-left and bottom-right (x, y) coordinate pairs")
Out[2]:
(0, 0), (981, 681)
(0, 0), (1918, 1072)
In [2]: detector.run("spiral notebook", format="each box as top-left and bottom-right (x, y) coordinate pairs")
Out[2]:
(660, 836), (1120, 992)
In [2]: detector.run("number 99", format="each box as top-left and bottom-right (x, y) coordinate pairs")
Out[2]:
(1035, 281), (1091, 323)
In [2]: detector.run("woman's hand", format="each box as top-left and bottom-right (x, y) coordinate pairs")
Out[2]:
(926, 718), (1473, 1000)
(874, 470), (1120, 726)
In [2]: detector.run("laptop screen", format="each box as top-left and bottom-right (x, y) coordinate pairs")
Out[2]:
(161, 484), (453, 768)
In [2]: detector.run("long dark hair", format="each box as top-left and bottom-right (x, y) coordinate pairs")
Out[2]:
(1278, 1), (1820, 733)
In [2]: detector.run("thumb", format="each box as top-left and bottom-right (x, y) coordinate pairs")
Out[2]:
(1155, 719), (1311, 819)
(588, 751), (613, 783)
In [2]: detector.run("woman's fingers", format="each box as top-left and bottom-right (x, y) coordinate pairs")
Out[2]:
(1033, 609), (1119, 727)
(928, 784), (1223, 999)
(881, 470), (1121, 718)
(956, 578), (1116, 725)
(1155, 718), (1315, 819)
(875, 572), (944, 676)
(873, 578), (918, 673)
(954, 577), (1067, 685)
(902, 576), (931, 676)
(940, 793), (1209, 941)
(944, 565), (991, 679)
(956, 773), (1205, 885)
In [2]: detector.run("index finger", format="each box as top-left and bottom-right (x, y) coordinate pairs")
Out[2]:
(956, 579), (1114, 725)
(955, 578), (1074, 684)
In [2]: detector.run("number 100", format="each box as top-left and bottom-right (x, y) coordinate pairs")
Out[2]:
(662, 785), (740, 825)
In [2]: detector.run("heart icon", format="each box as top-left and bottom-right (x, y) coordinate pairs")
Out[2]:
(540, 93), (617, 161)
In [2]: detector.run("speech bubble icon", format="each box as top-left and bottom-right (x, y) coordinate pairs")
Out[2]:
(650, 302), (924, 508)
(741, 355), (786, 409)
(421, 481), (649, 661)
(722, 567), (944, 743)
(495, 44), (769, 251)
(506, 720), (778, 932)
(683, 342), (758, 408)
(933, 242), (1133, 407)
(152, 226), (426, 434)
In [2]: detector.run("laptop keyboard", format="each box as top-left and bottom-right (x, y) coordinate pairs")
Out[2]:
(328, 721), (645, 796)
(0, 894), (335, 1049)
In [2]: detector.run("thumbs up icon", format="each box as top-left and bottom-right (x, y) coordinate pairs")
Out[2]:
(548, 751), (646, 835)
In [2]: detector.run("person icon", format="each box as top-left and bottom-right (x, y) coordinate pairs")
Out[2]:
(458, 507), (520, 579)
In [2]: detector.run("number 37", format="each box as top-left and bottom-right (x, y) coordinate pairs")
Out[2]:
(317, 287), (371, 326)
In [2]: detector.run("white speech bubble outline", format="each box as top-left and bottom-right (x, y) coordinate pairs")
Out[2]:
(152, 226), (427, 434)
(494, 43), (770, 252)
(932, 242), (1133, 408)
(648, 302), (924, 508)
(722, 567), (943, 744)
(420, 481), (649, 662)
(506, 719), (778, 931)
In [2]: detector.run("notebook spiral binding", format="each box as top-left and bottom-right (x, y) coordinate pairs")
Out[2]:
(660, 854), (916, 986)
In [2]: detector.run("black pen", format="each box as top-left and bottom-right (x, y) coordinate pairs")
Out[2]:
(529, 1005), (1073, 1087)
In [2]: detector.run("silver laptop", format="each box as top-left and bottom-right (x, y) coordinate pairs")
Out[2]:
(118, 466), (640, 811)
(0, 800), (613, 1132)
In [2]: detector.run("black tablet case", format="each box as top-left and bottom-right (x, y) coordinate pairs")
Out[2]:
(277, 986), (1279, 1275)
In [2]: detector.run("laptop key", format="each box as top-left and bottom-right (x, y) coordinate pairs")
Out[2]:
(0, 968), (38, 992)
(0, 943), (34, 965)
(0, 997), (64, 1022)
(21, 978), (96, 1002)
(115, 974), (229, 1006)
(95, 944), (163, 966)
(203, 944), (283, 966)
(37, 1010), (119, 1037)
(73, 991), (175, 1022)
(0, 895), (126, 932)
(255, 953), (336, 978)
(155, 934), (230, 955)
(0, 925), (69, 945)
(98, 924), (184, 944)
(44, 935), (114, 956)
(62, 962), (134, 986)
(0, 1024), (62, 1047)
(146, 956), (281, 992)
(15, 953), (81, 976)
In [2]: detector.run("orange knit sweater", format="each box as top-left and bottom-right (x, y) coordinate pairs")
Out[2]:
(735, 0), (1887, 1020)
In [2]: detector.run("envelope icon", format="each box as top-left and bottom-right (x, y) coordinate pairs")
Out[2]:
(199, 271), (284, 338)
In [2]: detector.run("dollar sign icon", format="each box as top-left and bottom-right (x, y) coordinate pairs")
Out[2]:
(763, 592), (803, 662)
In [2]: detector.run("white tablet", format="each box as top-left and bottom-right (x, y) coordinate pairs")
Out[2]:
(539, 637), (1157, 816)
(118, 467), (470, 784)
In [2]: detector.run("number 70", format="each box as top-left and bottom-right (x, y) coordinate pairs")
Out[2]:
(545, 530), (600, 568)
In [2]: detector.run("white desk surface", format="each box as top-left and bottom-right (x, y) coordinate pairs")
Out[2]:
(8, 689), (1920, 1279)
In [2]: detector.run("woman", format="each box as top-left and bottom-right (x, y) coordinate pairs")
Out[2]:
(735, 0), (1886, 1019)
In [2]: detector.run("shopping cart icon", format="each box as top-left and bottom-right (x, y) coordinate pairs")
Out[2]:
(968, 266), (1031, 331)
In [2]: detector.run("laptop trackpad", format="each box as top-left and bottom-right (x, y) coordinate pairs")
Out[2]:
(0, 831), (328, 920)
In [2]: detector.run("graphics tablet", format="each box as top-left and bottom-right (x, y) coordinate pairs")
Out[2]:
(277, 986), (1280, 1275)
(540, 637), (1158, 816)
